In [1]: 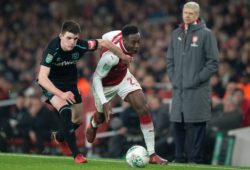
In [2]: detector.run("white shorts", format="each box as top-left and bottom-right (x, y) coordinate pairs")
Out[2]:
(92, 70), (142, 112)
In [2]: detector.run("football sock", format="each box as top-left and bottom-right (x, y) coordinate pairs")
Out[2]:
(91, 112), (98, 128)
(91, 112), (105, 128)
(59, 105), (79, 157)
(55, 131), (64, 142)
(55, 123), (80, 142)
(139, 114), (155, 155)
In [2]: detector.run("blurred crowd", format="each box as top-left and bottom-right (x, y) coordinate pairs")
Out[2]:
(0, 0), (250, 163)
(0, 87), (60, 154)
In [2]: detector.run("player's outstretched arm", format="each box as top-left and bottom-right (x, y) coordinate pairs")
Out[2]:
(97, 39), (132, 64)
(92, 52), (118, 121)
(93, 72), (107, 105)
(93, 72), (112, 122)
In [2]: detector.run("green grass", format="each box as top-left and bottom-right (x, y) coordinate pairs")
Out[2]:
(0, 153), (249, 170)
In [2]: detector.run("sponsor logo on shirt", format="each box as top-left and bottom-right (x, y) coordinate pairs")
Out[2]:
(53, 60), (77, 66)
(72, 52), (79, 60)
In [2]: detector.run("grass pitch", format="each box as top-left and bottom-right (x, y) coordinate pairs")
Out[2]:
(0, 153), (249, 170)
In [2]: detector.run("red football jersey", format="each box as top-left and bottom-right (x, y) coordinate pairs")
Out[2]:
(100, 32), (131, 86)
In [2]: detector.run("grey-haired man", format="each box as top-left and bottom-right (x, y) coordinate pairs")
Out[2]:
(167, 1), (218, 163)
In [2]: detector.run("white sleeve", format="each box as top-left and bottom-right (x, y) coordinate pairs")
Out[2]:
(93, 51), (119, 104)
(102, 30), (121, 41)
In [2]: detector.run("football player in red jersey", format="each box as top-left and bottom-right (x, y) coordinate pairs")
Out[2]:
(86, 25), (168, 164)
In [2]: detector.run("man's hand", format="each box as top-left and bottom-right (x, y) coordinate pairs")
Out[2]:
(59, 91), (76, 104)
(97, 39), (133, 65)
(103, 102), (113, 123)
(121, 54), (133, 65)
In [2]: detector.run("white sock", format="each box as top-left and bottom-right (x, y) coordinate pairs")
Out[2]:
(91, 118), (98, 128)
(140, 122), (155, 155)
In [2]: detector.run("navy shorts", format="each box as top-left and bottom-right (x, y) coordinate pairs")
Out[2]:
(41, 85), (82, 104)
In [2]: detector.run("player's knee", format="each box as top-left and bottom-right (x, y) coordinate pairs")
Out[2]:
(59, 105), (72, 124)
(59, 105), (71, 115)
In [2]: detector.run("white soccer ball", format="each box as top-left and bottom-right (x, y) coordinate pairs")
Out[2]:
(125, 145), (149, 168)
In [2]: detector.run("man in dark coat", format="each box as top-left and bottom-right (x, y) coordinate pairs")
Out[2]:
(167, 1), (219, 163)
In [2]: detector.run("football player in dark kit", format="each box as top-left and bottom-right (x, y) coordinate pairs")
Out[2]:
(37, 20), (131, 163)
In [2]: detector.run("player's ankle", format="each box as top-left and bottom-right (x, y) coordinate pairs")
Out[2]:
(91, 117), (98, 128)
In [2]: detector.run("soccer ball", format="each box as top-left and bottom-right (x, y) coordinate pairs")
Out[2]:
(125, 145), (149, 168)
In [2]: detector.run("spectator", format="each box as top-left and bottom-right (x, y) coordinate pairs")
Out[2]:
(208, 97), (242, 133)
(7, 92), (28, 139)
(0, 76), (12, 152)
(206, 95), (243, 164)
(18, 92), (58, 154)
(232, 88), (250, 127)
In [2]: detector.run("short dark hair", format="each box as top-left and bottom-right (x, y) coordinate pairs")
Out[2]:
(61, 20), (81, 34)
(122, 25), (139, 37)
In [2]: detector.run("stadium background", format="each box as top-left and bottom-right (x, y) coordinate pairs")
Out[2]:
(0, 0), (250, 167)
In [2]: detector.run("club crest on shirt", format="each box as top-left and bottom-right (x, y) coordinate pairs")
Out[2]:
(72, 52), (79, 60)
(191, 36), (198, 47)
(56, 57), (61, 62)
(45, 53), (53, 63)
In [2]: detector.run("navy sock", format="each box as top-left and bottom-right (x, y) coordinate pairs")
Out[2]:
(55, 131), (64, 142)
(56, 123), (81, 142)
(59, 105), (79, 157)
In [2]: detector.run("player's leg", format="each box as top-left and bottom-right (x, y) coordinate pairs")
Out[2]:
(52, 103), (83, 143)
(118, 71), (167, 164)
(71, 88), (84, 130)
(117, 72), (156, 155)
(86, 111), (105, 143)
(125, 90), (168, 164)
(86, 85), (117, 143)
(50, 96), (86, 163)
(71, 103), (83, 129)
(124, 90), (155, 154)
(41, 88), (65, 143)
(52, 89), (83, 143)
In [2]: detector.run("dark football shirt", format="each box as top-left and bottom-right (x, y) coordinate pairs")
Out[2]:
(41, 37), (97, 87)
